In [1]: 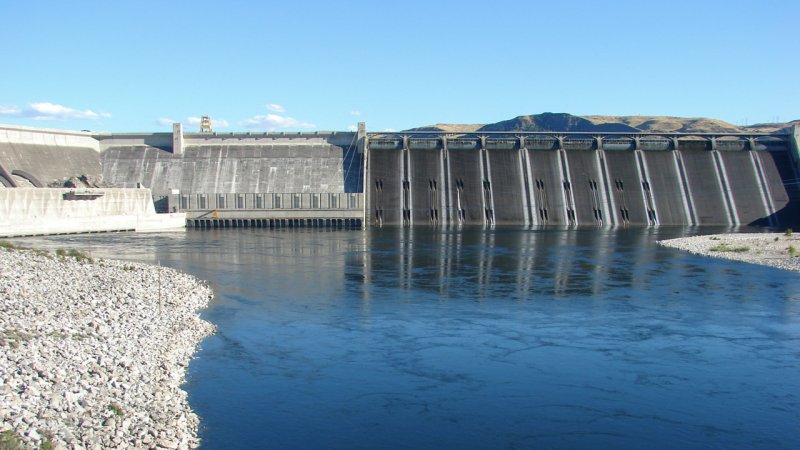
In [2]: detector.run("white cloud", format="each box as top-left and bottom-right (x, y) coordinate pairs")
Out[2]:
(347, 124), (358, 132)
(156, 118), (176, 126)
(0, 105), (22, 115)
(0, 102), (110, 120)
(242, 113), (315, 130)
(265, 103), (286, 113)
(350, 110), (362, 116)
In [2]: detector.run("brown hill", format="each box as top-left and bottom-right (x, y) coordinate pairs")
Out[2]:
(583, 115), (742, 134)
(408, 113), (798, 134)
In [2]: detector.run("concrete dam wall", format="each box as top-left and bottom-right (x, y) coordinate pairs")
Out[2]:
(97, 129), (363, 195)
(2, 122), (799, 228)
(0, 125), (101, 187)
(0, 125), (363, 196)
(365, 130), (800, 227)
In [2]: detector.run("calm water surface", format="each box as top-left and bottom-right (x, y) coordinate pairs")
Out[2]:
(17, 227), (800, 449)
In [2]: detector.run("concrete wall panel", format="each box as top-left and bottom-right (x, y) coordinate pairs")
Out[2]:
(527, 150), (567, 225)
(717, 151), (769, 225)
(409, 148), (442, 225)
(679, 149), (728, 224)
(641, 152), (690, 225)
(447, 149), (484, 225)
(487, 149), (525, 225)
(368, 149), (403, 225)
(563, 151), (604, 225)
(601, 151), (648, 225)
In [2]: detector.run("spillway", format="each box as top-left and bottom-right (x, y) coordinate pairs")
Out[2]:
(365, 129), (800, 227)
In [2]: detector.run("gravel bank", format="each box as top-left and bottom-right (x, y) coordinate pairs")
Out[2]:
(0, 247), (215, 449)
(659, 232), (800, 272)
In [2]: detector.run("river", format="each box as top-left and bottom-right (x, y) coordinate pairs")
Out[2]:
(16, 227), (800, 449)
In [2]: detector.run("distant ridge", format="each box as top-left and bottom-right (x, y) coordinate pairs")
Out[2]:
(407, 112), (800, 134)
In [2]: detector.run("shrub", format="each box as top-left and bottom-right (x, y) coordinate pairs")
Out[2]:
(0, 241), (16, 250)
(56, 248), (94, 264)
(785, 228), (793, 237)
(40, 433), (55, 450)
(66, 249), (94, 264)
(0, 430), (23, 450)
(789, 245), (797, 258)
(109, 403), (124, 417)
(1, 329), (34, 349)
(710, 243), (750, 253)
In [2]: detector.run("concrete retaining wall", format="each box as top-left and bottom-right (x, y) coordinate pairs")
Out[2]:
(0, 188), (185, 237)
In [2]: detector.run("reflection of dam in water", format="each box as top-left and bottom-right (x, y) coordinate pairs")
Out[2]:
(365, 128), (800, 227)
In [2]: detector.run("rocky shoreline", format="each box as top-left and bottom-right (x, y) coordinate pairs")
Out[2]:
(0, 246), (215, 449)
(659, 232), (800, 272)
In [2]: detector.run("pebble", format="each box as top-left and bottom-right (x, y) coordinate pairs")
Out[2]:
(659, 232), (800, 272)
(0, 247), (215, 449)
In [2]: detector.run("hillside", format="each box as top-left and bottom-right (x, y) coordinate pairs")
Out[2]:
(408, 113), (798, 134)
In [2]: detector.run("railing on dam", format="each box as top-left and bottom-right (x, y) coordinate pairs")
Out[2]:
(166, 192), (365, 229)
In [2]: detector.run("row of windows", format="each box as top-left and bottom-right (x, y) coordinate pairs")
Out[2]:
(179, 193), (361, 210)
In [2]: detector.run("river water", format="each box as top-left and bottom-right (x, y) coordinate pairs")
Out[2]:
(16, 227), (800, 449)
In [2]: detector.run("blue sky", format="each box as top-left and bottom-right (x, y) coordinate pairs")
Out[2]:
(1, 0), (798, 132)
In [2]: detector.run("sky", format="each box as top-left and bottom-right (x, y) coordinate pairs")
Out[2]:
(1, 0), (798, 133)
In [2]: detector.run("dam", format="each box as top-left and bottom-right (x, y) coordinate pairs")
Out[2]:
(366, 128), (800, 227)
(1, 123), (799, 231)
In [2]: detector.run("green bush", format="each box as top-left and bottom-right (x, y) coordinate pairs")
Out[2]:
(789, 245), (797, 258)
(785, 228), (793, 237)
(710, 243), (750, 253)
(0, 241), (16, 250)
(66, 249), (93, 264)
(39, 433), (55, 450)
(109, 402), (124, 417)
(1, 329), (34, 349)
(0, 430), (23, 450)
(55, 248), (94, 264)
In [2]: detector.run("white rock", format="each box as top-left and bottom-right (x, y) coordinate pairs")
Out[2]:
(0, 249), (215, 449)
